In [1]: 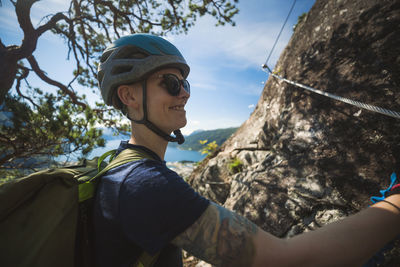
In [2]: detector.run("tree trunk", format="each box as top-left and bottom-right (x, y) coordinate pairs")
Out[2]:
(0, 47), (18, 104)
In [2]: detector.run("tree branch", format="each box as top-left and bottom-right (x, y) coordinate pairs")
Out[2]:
(0, 133), (17, 152)
(96, 0), (162, 29)
(52, 25), (86, 86)
(0, 137), (68, 167)
(73, 0), (91, 67)
(168, 0), (182, 27)
(94, 6), (112, 41)
(27, 55), (87, 108)
(36, 12), (70, 36)
(16, 0), (37, 35)
(0, 134), (18, 166)
(15, 0), (39, 58)
(15, 64), (40, 109)
(0, 153), (14, 167)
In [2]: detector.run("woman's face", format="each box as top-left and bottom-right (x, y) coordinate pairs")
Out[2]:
(145, 68), (190, 134)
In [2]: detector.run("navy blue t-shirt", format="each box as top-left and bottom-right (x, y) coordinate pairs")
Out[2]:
(93, 141), (209, 267)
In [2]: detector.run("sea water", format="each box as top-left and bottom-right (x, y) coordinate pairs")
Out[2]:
(87, 141), (205, 162)
(165, 145), (205, 162)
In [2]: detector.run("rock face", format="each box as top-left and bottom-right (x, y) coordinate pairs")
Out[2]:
(188, 0), (400, 264)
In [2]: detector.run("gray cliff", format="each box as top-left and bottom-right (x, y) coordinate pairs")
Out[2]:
(187, 0), (400, 265)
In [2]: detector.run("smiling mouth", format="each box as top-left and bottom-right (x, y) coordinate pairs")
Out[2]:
(169, 105), (185, 111)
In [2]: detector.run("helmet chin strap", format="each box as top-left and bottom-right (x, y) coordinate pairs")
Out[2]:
(127, 80), (185, 145)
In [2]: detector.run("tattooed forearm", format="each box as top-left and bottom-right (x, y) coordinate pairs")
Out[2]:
(172, 202), (259, 267)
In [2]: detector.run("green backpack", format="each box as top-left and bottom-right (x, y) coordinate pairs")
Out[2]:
(0, 148), (159, 267)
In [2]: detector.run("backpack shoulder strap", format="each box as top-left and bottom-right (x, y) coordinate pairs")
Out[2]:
(101, 147), (156, 175)
(79, 147), (156, 203)
(90, 148), (161, 267)
(133, 251), (161, 267)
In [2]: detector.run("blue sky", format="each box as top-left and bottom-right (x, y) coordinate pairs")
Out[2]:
(0, 0), (315, 135)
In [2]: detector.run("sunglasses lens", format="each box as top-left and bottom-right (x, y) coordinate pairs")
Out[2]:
(163, 75), (180, 96)
(182, 80), (190, 95)
(163, 74), (190, 96)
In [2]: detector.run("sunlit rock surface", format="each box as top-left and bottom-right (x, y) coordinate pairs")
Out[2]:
(187, 0), (400, 265)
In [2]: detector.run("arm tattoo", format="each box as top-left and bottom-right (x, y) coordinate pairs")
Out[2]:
(172, 202), (259, 267)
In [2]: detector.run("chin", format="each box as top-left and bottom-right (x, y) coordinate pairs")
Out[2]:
(180, 118), (187, 128)
(170, 120), (187, 133)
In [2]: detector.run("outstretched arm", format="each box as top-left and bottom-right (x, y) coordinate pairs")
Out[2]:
(172, 195), (400, 267)
(276, 194), (400, 267)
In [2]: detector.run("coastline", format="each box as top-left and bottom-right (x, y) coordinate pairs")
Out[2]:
(166, 161), (197, 180)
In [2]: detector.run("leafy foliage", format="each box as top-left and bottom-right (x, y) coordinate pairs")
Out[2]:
(0, 90), (116, 169)
(228, 157), (243, 174)
(0, 169), (27, 184)
(199, 140), (218, 156)
(293, 12), (307, 31)
(0, 0), (239, 168)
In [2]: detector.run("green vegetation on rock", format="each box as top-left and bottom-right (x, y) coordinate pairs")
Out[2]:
(228, 157), (243, 174)
(293, 12), (307, 31)
(199, 140), (219, 156)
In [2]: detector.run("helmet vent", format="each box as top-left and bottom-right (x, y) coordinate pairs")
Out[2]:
(127, 52), (149, 59)
(112, 65), (133, 75)
(115, 46), (150, 60)
(100, 50), (113, 63)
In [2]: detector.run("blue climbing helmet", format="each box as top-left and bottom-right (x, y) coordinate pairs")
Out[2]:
(97, 34), (190, 144)
(98, 34), (190, 106)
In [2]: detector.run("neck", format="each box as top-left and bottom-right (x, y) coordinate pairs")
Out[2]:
(129, 124), (169, 160)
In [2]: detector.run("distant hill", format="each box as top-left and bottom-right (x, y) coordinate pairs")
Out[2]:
(189, 129), (205, 135)
(172, 127), (239, 151)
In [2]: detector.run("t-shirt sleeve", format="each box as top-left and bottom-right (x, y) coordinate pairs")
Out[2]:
(119, 160), (209, 255)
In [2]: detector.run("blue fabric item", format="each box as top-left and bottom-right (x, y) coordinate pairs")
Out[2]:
(364, 172), (398, 267)
(370, 172), (397, 203)
(93, 141), (209, 267)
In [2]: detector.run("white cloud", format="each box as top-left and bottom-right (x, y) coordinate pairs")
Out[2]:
(30, 0), (70, 19)
(0, 5), (20, 37)
(182, 119), (202, 135)
(173, 16), (292, 70)
(191, 82), (217, 91)
(248, 104), (255, 109)
(183, 119), (201, 134)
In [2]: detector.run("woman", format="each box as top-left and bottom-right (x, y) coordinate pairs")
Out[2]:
(94, 33), (400, 267)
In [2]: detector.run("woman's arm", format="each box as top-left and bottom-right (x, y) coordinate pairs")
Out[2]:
(254, 194), (400, 267)
(173, 195), (400, 267)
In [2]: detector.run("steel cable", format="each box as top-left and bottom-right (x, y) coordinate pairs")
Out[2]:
(262, 65), (400, 119)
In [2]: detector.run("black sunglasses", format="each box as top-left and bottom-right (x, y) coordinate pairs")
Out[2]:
(158, 74), (190, 96)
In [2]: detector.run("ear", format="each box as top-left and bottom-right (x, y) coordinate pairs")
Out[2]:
(117, 84), (140, 108)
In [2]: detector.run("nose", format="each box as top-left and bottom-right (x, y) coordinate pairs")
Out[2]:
(178, 83), (190, 98)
